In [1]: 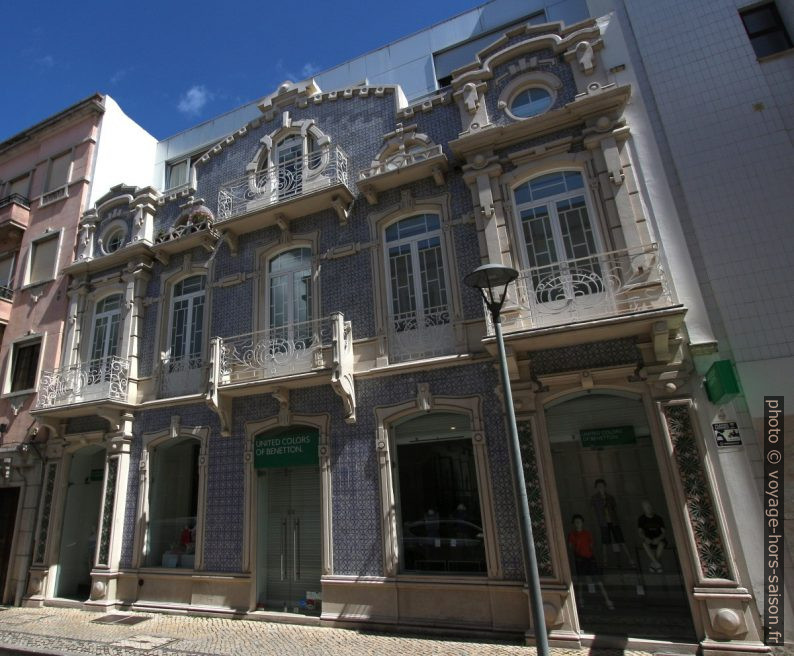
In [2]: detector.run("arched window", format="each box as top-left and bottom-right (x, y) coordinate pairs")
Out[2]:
(384, 214), (452, 362)
(90, 294), (123, 364)
(392, 412), (486, 575)
(144, 436), (201, 569)
(513, 171), (603, 302)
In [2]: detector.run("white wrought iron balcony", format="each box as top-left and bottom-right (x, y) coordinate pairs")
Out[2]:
(207, 313), (356, 423)
(358, 144), (447, 205)
(216, 145), (352, 229)
(35, 357), (130, 409)
(495, 244), (676, 334)
(388, 305), (455, 363)
(159, 354), (205, 398)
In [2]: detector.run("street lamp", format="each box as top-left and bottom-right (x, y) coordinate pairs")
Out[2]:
(464, 264), (550, 656)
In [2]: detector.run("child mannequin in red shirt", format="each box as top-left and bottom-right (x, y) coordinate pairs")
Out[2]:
(568, 514), (614, 610)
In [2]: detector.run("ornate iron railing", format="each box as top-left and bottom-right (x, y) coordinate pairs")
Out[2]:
(155, 216), (216, 245)
(219, 317), (333, 384)
(0, 286), (12, 301)
(359, 144), (444, 180)
(0, 193), (30, 210)
(217, 145), (349, 221)
(159, 354), (205, 397)
(36, 356), (130, 409)
(388, 304), (454, 363)
(496, 244), (674, 332)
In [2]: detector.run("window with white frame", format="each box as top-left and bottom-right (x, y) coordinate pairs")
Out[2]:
(45, 152), (71, 194)
(393, 412), (486, 575)
(166, 275), (206, 374)
(0, 254), (15, 299)
(90, 294), (123, 365)
(165, 158), (190, 190)
(513, 170), (604, 303)
(10, 339), (41, 393)
(268, 247), (313, 342)
(384, 214), (452, 362)
(27, 233), (59, 285)
(144, 436), (201, 568)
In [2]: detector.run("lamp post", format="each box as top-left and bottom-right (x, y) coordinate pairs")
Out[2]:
(464, 264), (550, 656)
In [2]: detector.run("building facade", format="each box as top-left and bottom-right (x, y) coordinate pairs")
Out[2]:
(6, 3), (784, 654)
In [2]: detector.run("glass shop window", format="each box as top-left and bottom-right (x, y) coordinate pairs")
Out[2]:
(394, 412), (486, 575)
(144, 437), (200, 569)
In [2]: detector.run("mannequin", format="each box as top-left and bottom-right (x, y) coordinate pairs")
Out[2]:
(637, 500), (667, 572)
(590, 479), (635, 567)
(567, 514), (614, 610)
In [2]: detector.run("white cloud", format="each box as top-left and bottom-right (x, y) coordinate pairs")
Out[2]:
(177, 85), (213, 116)
(301, 62), (320, 78)
(35, 55), (54, 68)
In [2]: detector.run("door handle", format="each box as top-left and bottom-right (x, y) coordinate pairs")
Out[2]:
(280, 518), (287, 581)
(293, 517), (300, 581)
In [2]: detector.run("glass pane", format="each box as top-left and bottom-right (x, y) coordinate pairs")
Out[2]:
(91, 317), (108, 361)
(511, 87), (552, 118)
(167, 160), (188, 189)
(8, 176), (29, 198)
(189, 297), (204, 358)
(558, 196), (597, 261)
(417, 237), (448, 316)
(107, 312), (121, 359)
(270, 274), (288, 329)
(170, 300), (188, 359)
(751, 32), (791, 57)
(46, 153), (70, 192)
(145, 439), (200, 568)
(96, 294), (122, 314)
(389, 245), (416, 317)
(742, 6), (777, 33)
(11, 342), (40, 392)
(0, 255), (14, 286)
(521, 205), (558, 269)
(395, 421), (486, 575)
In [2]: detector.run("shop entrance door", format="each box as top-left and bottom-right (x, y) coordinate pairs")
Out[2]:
(0, 487), (20, 603)
(259, 466), (321, 613)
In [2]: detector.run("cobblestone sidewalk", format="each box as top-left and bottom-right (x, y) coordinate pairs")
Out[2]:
(0, 606), (663, 656)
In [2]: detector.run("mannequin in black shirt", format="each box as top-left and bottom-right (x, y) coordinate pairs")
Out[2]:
(637, 500), (667, 573)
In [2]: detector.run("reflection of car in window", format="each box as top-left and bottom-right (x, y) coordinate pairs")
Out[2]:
(401, 519), (485, 573)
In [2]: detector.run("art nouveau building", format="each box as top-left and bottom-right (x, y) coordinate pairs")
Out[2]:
(0, 95), (155, 607)
(21, 8), (771, 655)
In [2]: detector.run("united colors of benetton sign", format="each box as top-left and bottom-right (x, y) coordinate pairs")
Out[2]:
(254, 428), (319, 468)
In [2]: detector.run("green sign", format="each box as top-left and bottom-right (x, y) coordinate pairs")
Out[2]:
(580, 426), (636, 448)
(254, 428), (319, 469)
(705, 360), (741, 404)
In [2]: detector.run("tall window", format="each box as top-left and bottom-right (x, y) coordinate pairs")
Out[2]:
(269, 248), (312, 340)
(90, 295), (122, 364)
(275, 135), (304, 199)
(28, 233), (59, 285)
(166, 158), (190, 190)
(740, 3), (792, 58)
(385, 214), (452, 361)
(144, 437), (200, 568)
(393, 413), (486, 575)
(10, 339), (41, 392)
(514, 171), (602, 302)
(45, 153), (71, 193)
(7, 174), (30, 199)
(167, 275), (205, 370)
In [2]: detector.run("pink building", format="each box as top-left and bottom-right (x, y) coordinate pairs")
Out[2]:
(0, 95), (155, 605)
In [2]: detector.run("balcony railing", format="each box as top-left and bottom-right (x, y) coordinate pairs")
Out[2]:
(388, 304), (455, 363)
(0, 286), (12, 301)
(218, 317), (333, 385)
(36, 356), (130, 409)
(159, 354), (205, 397)
(359, 144), (444, 180)
(155, 215), (215, 246)
(217, 145), (349, 221)
(497, 244), (674, 333)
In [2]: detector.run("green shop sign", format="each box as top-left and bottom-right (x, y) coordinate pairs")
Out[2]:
(580, 426), (636, 448)
(254, 428), (319, 469)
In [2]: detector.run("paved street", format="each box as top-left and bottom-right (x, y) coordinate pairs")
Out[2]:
(0, 606), (665, 656)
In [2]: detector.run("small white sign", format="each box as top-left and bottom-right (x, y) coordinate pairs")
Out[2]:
(713, 421), (742, 446)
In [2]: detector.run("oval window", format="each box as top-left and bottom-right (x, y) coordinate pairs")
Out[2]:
(103, 229), (125, 254)
(510, 87), (552, 118)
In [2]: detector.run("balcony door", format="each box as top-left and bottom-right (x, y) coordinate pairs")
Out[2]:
(267, 248), (315, 373)
(165, 275), (205, 395)
(79, 294), (123, 399)
(385, 214), (452, 362)
(514, 171), (610, 323)
(276, 135), (303, 200)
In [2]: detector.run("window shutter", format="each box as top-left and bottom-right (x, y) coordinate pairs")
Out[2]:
(30, 235), (58, 284)
(0, 256), (15, 287)
(46, 153), (71, 193)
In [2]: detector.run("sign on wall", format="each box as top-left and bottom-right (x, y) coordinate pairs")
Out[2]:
(712, 421), (742, 447)
(254, 428), (319, 469)
(580, 426), (636, 448)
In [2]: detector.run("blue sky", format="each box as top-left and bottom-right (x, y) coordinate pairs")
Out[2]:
(1, 0), (489, 142)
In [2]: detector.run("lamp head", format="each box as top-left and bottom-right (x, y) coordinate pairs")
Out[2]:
(464, 264), (518, 320)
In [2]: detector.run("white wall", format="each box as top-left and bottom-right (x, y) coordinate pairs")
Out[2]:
(89, 96), (158, 204)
